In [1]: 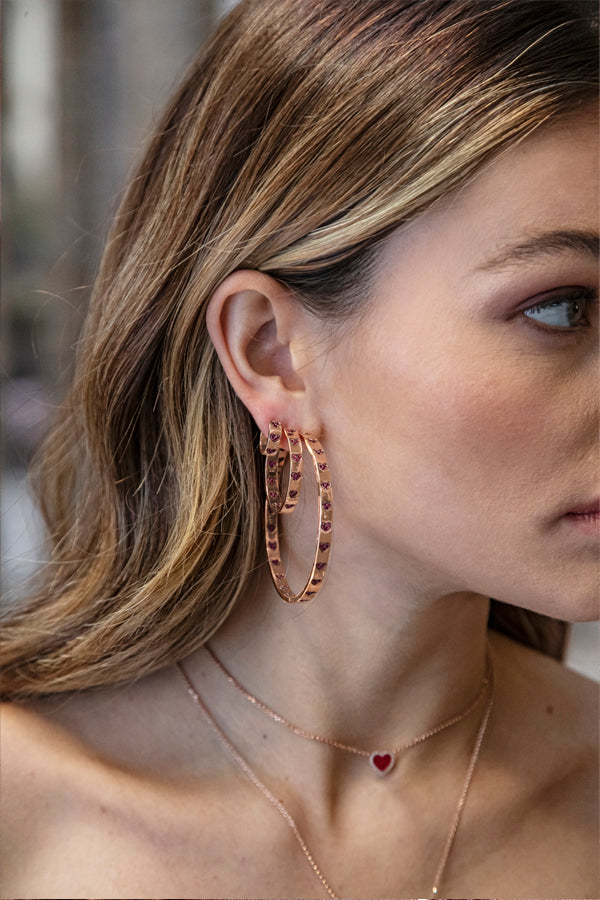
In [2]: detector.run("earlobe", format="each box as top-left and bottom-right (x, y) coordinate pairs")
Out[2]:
(205, 270), (308, 433)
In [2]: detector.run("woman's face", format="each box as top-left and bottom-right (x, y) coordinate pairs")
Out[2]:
(314, 113), (598, 621)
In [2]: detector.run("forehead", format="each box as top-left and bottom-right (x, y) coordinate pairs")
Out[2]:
(381, 112), (599, 279)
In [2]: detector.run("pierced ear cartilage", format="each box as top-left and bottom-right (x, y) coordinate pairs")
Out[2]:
(259, 420), (303, 514)
(260, 427), (333, 603)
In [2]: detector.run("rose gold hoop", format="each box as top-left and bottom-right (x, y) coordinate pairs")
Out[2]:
(259, 421), (303, 514)
(260, 423), (333, 603)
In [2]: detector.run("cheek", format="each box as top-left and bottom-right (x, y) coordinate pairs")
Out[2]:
(422, 366), (541, 474)
(323, 309), (573, 528)
(360, 342), (561, 516)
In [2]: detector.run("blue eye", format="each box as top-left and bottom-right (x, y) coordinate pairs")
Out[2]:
(522, 288), (595, 330)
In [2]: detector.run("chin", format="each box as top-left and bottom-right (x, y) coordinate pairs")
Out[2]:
(563, 604), (600, 624)
(490, 548), (599, 623)
(509, 587), (599, 624)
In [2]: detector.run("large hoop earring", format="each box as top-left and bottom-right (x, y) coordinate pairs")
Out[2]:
(259, 420), (333, 603)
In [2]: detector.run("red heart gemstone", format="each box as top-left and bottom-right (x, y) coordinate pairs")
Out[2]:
(369, 752), (395, 775)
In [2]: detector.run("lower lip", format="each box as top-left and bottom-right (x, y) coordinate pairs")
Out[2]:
(562, 512), (600, 536)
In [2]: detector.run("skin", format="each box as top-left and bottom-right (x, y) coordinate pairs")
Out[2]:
(1, 113), (598, 900)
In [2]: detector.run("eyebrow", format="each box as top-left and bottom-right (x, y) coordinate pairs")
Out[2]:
(478, 229), (599, 272)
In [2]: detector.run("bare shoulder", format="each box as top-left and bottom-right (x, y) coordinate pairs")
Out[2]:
(0, 698), (88, 808)
(0, 698), (93, 894)
(490, 628), (598, 732)
(0, 662), (222, 810)
(0, 667), (261, 899)
(479, 631), (599, 888)
(489, 629), (598, 784)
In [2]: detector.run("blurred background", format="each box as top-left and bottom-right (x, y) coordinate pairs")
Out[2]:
(2, 0), (236, 595)
(1, 0), (598, 680)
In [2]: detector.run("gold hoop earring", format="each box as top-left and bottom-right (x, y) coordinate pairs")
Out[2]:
(259, 420), (333, 603)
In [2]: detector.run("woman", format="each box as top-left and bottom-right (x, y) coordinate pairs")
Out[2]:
(1, 1), (598, 897)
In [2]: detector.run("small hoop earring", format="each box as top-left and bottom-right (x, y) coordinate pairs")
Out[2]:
(259, 420), (333, 603)
(259, 421), (303, 513)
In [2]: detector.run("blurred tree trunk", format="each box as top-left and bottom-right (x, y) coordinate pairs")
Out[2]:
(1, 0), (228, 596)
(55, 0), (219, 386)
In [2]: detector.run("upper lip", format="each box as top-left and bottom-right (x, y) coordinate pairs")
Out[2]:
(564, 499), (600, 516)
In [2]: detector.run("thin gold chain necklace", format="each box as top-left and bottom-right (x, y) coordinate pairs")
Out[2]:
(176, 657), (494, 899)
(206, 644), (490, 776)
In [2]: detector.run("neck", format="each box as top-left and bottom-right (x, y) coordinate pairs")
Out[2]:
(180, 484), (495, 895)
(187, 467), (492, 806)
(206, 515), (490, 756)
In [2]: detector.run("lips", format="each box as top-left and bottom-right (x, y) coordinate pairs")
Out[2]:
(562, 499), (600, 536)
(564, 500), (600, 517)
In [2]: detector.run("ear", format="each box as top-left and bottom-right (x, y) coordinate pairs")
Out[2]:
(205, 270), (321, 437)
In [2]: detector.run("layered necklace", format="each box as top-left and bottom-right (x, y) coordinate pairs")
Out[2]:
(176, 648), (494, 899)
(206, 645), (490, 777)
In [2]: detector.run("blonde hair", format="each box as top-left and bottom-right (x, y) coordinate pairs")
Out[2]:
(2, 0), (597, 699)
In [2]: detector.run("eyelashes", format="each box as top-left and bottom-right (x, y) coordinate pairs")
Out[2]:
(521, 286), (597, 333)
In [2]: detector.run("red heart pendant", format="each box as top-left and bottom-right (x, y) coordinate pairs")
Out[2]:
(369, 751), (395, 776)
